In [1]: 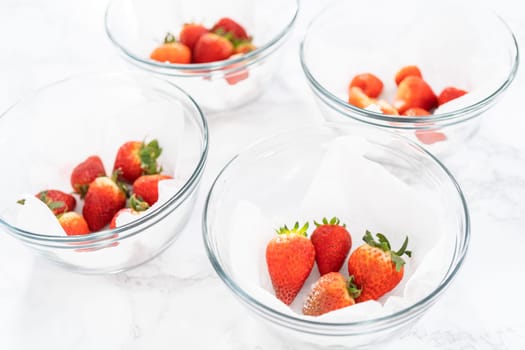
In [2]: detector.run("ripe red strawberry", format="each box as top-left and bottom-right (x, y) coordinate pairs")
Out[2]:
(303, 272), (360, 316)
(58, 212), (90, 236)
(212, 17), (249, 41)
(393, 76), (438, 114)
(70, 155), (106, 198)
(179, 23), (209, 50)
(311, 217), (351, 275)
(113, 139), (162, 183)
(35, 190), (76, 216)
(395, 65), (422, 86)
(349, 73), (384, 98)
(150, 33), (191, 64)
(193, 33), (234, 63)
(150, 41), (191, 64)
(132, 174), (172, 206)
(83, 176), (127, 231)
(437, 87), (468, 106)
(266, 222), (315, 305)
(347, 231), (411, 302)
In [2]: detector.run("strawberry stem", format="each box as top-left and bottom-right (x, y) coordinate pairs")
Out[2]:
(129, 194), (150, 212)
(313, 216), (345, 227)
(77, 184), (89, 199)
(363, 230), (411, 272)
(164, 32), (176, 44)
(275, 221), (309, 237)
(347, 275), (362, 299)
(140, 139), (162, 175)
(213, 28), (252, 48)
(375, 233), (391, 251)
(111, 171), (130, 197)
(395, 236), (412, 258)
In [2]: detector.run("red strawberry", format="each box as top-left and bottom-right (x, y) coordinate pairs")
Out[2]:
(349, 73), (383, 98)
(83, 176), (127, 231)
(179, 23), (209, 50)
(347, 231), (411, 302)
(266, 222), (315, 305)
(70, 155), (106, 198)
(438, 87), (468, 106)
(212, 17), (249, 41)
(109, 194), (150, 229)
(132, 174), (172, 206)
(311, 217), (352, 275)
(193, 33), (234, 63)
(113, 139), (162, 183)
(150, 33), (191, 64)
(302, 272), (360, 316)
(393, 76), (438, 114)
(35, 190), (76, 216)
(58, 212), (90, 236)
(395, 65), (422, 86)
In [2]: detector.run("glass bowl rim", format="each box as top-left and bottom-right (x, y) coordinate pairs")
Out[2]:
(202, 122), (470, 331)
(0, 72), (209, 245)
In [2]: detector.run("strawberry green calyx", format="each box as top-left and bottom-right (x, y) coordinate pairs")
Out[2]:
(16, 199), (26, 205)
(231, 37), (254, 49)
(164, 32), (177, 44)
(363, 230), (412, 272)
(213, 28), (253, 48)
(47, 201), (65, 211)
(77, 184), (90, 199)
(347, 275), (362, 299)
(129, 194), (150, 212)
(38, 191), (65, 211)
(140, 139), (163, 175)
(313, 216), (346, 228)
(275, 221), (309, 237)
(111, 171), (130, 197)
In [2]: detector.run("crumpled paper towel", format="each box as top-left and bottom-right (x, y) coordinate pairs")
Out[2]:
(228, 135), (454, 322)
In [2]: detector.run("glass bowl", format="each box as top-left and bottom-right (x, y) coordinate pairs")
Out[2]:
(105, 0), (299, 112)
(203, 123), (469, 348)
(300, 0), (519, 155)
(0, 73), (208, 274)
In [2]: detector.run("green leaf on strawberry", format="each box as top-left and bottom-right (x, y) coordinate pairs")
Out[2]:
(363, 230), (411, 272)
(129, 194), (150, 212)
(275, 221), (309, 237)
(139, 139), (163, 175)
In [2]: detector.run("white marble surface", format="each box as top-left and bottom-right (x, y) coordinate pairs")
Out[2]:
(1, 0), (525, 349)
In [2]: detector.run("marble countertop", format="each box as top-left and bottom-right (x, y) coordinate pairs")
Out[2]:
(1, 0), (524, 348)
